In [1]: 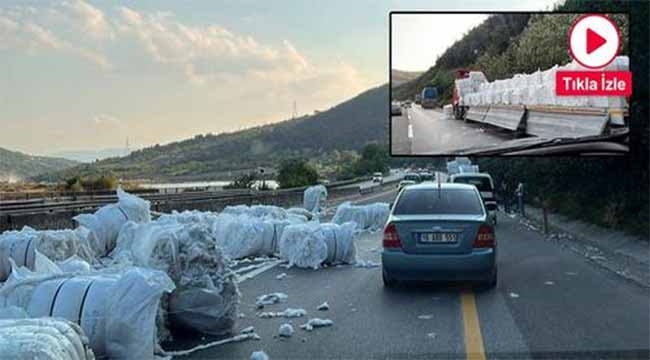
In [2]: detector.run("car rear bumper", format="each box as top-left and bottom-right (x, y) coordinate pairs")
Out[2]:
(382, 248), (495, 282)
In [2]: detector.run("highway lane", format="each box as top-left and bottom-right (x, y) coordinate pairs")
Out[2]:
(173, 188), (649, 359)
(392, 105), (517, 155)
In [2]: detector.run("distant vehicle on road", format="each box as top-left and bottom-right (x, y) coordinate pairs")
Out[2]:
(414, 94), (422, 105)
(391, 102), (402, 116)
(403, 173), (421, 183)
(421, 86), (438, 109)
(372, 172), (384, 184)
(397, 180), (416, 192)
(382, 183), (497, 288)
(449, 172), (497, 225)
(418, 172), (434, 182)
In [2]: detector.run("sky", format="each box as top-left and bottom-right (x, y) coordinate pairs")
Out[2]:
(0, 0), (559, 156)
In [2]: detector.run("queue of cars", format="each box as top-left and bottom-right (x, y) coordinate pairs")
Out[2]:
(385, 169), (498, 288)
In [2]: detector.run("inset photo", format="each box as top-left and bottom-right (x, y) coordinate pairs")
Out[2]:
(390, 12), (630, 156)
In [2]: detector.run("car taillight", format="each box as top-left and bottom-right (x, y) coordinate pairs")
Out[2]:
(383, 223), (401, 248)
(473, 224), (495, 248)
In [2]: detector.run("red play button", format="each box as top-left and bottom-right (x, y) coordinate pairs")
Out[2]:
(586, 28), (607, 54)
(568, 14), (621, 68)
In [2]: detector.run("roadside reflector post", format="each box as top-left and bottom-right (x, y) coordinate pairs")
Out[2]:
(542, 199), (550, 235)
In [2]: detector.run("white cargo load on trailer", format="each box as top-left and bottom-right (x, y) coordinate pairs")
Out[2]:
(455, 56), (629, 135)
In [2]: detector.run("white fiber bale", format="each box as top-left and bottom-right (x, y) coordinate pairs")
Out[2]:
(303, 185), (328, 213)
(222, 205), (287, 220)
(57, 255), (92, 273)
(211, 215), (268, 259)
(332, 202), (389, 232)
(0, 226), (96, 281)
(321, 222), (357, 264)
(112, 221), (239, 336)
(279, 222), (327, 269)
(0, 317), (96, 360)
(0, 267), (173, 359)
(287, 207), (313, 221)
(74, 188), (150, 256)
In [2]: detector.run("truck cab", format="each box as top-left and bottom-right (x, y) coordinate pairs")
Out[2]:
(421, 86), (438, 109)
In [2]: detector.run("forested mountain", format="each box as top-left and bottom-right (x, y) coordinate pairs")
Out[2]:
(391, 69), (422, 87)
(0, 147), (78, 181)
(37, 85), (389, 181)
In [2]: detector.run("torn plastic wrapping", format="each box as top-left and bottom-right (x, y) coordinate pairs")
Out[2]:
(111, 220), (240, 337)
(0, 317), (96, 360)
(0, 226), (96, 281)
(74, 188), (151, 257)
(303, 185), (327, 213)
(0, 266), (174, 360)
(332, 202), (389, 232)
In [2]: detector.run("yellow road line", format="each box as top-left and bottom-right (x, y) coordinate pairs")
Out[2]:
(461, 290), (486, 360)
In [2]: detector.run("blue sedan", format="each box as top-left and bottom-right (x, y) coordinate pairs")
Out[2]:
(382, 183), (497, 288)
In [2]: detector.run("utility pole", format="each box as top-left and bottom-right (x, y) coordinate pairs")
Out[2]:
(292, 100), (297, 119)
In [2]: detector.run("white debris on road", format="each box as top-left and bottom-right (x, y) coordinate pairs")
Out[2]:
(509, 292), (520, 298)
(317, 302), (329, 311)
(276, 272), (287, 280)
(241, 326), (255, 334)
(300, 318), (333, 331)
(251, 350), (269, 360)
(259, 308), (306, 318)
(544, 281), (555, 286)
(255, 292), (288, 308)
(418, 314), (433, 320)
(354, 259), (380, 268)
(278, 323), (294, 337)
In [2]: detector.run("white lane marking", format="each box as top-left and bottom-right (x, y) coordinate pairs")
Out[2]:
(235, 259), (284, 283)
(407, 124), (414, 139)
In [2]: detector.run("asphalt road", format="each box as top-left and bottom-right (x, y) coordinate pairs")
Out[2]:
(391, 105), (516, 155)
(173, 187), (649, 359)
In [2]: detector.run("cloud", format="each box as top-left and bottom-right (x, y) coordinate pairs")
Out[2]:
(0, 1), (111, 68)
(113, 6), (369, 104)
(62, 0), (114, 40)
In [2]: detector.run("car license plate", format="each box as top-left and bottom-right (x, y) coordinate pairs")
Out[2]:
(417, 232), (458, 243)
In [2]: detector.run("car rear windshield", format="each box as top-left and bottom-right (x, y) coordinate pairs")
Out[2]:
(419, 174), (434, 181)
(393, 189), (484, 215)
(404, 174), (420, 182)
(452, 177), (493, 192)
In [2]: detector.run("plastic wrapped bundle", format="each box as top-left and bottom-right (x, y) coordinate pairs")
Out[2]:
(303, 185), (328, 213)
(112, 221), (239, 336)
(332, 202), (390, 232)
(321, 222), (357, 264)
(211, 215), (271, 259)
(278, 222), (327, 269)
(0, 317), (96, 360)
(74, 189), (151, 257)
(222, 205), (289, 220)
(0, 266), (174, 360)
(0, 226), (97, 281)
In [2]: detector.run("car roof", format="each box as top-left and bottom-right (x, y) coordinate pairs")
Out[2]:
(451, 172), (492, 179)
(403, 182), (477, 191)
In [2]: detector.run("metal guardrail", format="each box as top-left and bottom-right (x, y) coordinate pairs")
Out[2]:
(482, 105), (525, 131)
(465, 106), (490, 123)
(525, 107), (609, 139)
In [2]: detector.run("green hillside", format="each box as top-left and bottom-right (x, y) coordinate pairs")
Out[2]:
(0, 147), (78, 181)
(37, 85), (389, 182)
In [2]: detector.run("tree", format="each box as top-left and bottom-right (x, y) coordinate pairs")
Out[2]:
(354, 143), (390, 176)
(277, 159), (319, 189)
(224, 172), (257, 189)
